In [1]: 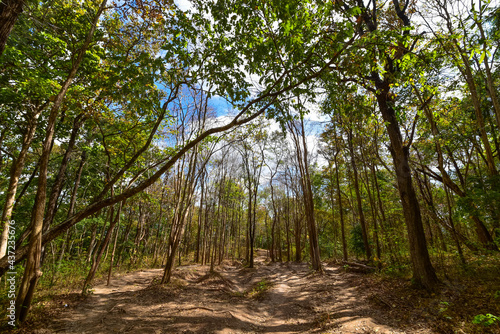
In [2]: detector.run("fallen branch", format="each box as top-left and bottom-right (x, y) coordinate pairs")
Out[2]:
(172, 306), (215, 313)
(342, 261), (376, 273)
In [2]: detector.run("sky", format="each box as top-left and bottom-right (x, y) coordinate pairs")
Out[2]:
(171, 0), (330, 168)
(174, 0), (192, 11)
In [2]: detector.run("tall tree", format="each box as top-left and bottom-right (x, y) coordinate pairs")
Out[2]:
(324, 0), (440, 289)
(288, 116), (322, 271)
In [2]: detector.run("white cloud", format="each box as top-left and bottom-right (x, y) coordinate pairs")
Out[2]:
(174, 0), (192, 11)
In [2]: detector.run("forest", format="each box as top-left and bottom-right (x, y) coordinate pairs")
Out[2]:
(0, 0), (499, 333)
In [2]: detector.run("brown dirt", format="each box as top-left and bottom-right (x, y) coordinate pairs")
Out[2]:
(8, 250), (494, 334)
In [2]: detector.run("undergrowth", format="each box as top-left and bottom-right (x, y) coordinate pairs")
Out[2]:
(0, 254), (160, 330)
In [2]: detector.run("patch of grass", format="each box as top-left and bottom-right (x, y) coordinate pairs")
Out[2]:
(246, 278), (273, 299)
(314, 312), (331, 329)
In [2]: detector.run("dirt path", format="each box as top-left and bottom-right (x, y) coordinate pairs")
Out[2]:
(37, 251), (429, 334)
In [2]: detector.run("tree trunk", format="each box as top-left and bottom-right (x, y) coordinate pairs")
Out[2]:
(376, 90), (439, 290)
(82, 200), (123, 294)
(15, 1), (107, 321)
(361, 149), (381, 262)
(347, 128), (372, 261)
(444, 186), (466, 265)
(107, 213), (121, 286)
(43, 114), (85, 233)
(195, 171), (205, 263)
(0, 0), (23, 55)
(0, 108), (42, 258)
(294, 198), (302, 262)
(247, 181), (254, 268)
(289, 118), (322, 271)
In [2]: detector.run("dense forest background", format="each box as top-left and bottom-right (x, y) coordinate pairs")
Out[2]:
(0, 0), (499, 329)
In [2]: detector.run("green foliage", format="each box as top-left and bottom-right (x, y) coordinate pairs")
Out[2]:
(472, 313), (500, 327)
(456, 175), (500, 223)
(349, 224), (366, 257)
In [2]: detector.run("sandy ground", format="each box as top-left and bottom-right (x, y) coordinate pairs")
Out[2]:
(34, 250), (434, 334)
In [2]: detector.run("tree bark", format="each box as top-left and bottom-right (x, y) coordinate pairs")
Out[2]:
(0, 0), (23, 55)
(347, 127), (372, 261)
(0, 108), (42, 258)
(376, 90), (439, 290)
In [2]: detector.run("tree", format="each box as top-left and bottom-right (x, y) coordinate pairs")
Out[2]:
(322, 0), (440, 289)
(237, 124), (266, 268)
(15, 0), (108, 321)
(288, 115), (322, 271)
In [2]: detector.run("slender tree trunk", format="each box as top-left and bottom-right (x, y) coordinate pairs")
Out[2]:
(116, 210), (133, 267)
(0, 108), (42, 258)
(294, 198), (302, 262)
(43, 114), (85, 233)
(444, 186), (466, 265)
(285, 197), (291, 261)
(335, 156), (347, 262)
(247, 180), (254, 268)
(195, 171), (205, 263)
(82, 200), (123, 294)
(362, 155), (381, 262)
(289, 118), (322, 271)
(347, 128), (372, 261)
(107, 213), (121, 286)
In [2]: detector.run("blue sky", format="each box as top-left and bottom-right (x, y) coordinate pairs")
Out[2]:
(209, 95), (233, 117)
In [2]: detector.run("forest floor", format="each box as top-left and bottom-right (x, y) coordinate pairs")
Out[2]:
(4, 250), (500, 334)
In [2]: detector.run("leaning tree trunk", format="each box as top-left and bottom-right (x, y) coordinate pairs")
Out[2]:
(415, 89), (498, 251)
(15, 1), (107, 322)
(0, 108), (42, 258)
(43, 114), (85, 233)
(56, 151), (87, 279)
